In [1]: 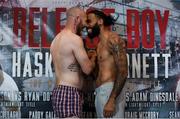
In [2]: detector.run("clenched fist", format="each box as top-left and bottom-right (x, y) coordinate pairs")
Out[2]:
(103, 98), (116, 117)
(87, 50), (97, 59)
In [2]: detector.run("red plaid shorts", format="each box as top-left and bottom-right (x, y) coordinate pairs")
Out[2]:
(52, 85), (83, 118)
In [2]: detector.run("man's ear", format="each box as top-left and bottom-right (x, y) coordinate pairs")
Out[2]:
(98, 19), (103, 26)
(75, 16), (81, 24)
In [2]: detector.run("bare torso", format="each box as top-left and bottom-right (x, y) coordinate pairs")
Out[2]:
(96, 37), (117, 87)
(50, 30), (83, 89)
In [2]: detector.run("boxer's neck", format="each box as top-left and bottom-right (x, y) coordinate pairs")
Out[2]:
(65, 18), (77, 34)
(99, 26), (110, 43)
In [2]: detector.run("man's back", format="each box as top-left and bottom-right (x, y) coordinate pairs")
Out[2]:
(50, 30), (83, 89)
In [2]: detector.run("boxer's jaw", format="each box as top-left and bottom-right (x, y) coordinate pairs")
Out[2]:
(76, 25), (81, 36)
(88, 23), (100, 39)
(76, 20), (83, 36)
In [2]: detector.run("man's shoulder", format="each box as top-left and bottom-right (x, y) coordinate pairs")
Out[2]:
(71, 34), (83, 46)
(107, 32), (126, 52)
(71, 33), (82, 40)
(55, 31), (82, 42)
(108, 32), (125, 44)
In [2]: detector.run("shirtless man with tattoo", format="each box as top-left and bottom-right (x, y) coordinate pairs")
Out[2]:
(87, 9), (128, 118)
(50, 7), (95, 118)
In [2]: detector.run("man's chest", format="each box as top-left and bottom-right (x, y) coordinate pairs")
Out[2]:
(97, 43), (112, 62)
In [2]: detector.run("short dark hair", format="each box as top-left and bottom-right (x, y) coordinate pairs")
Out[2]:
(87, 9), (115, 26)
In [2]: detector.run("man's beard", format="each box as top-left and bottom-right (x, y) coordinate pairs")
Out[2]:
(76, 22), (83, 36)
(88, 23), (100, 39)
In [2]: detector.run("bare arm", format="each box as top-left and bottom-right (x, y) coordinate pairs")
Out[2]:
(103, 35), (128, 117)
(72, 37), (95, 75)
(108, 36), (128, 100)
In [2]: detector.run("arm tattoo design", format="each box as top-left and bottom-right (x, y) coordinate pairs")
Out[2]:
(112, 44), (120, 57)
(68, 63), (80, 72)
(109, 40), (128, 99)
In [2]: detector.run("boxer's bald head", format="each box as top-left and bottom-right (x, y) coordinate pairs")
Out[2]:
(67, 7), (85, 18)
(66, 7), (87, 36)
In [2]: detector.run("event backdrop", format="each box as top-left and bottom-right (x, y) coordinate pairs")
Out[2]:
(0, 0), (180, 118)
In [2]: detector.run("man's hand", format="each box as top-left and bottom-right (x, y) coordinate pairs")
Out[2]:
(88, 50), (97, 67)
(87, 50), (97, 59)
(103, 98), (116, 117)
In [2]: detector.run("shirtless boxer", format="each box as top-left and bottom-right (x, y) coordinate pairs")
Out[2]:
(50, 7), (95, 118)
(87, 10), (128, 118)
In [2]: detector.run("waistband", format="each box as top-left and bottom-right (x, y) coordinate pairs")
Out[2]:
(95, 82), (114, 92)
(54, 85), (81, 92)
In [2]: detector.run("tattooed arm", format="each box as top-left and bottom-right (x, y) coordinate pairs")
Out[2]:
(109, 36), (128, 100)
(103, 34), (128, 117)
